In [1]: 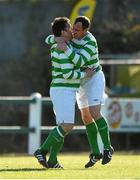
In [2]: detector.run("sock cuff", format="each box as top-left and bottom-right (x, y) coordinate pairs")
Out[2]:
(86, 121), (96, 127)
(56, 127), (64, 138)
(96, 117), (108, 127)
(56, 126), (66, 138)
(86, 121), (98, 132)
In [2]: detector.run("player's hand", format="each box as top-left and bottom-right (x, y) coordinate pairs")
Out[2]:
(84, 68), (96, 77)
(55, 37), (65, 43)
(57, 42), (67, 51)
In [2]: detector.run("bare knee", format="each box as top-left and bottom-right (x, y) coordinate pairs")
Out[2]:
(61, 123), (74, 133)
(92, 113), (101, 120)
(80, 108), (93, 125)
(89, 105), (102, 120)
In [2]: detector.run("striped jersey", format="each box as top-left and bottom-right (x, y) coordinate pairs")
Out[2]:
(45, 40), (86, 89)
(46, 32), (102, 71)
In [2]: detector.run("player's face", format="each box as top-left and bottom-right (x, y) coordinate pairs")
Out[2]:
(73, 22), (87, 39)
(62, 23), (73, 41)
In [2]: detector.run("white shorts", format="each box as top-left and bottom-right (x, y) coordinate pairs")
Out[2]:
(50, 88), (77, 125)
(76, 71), (106, 109)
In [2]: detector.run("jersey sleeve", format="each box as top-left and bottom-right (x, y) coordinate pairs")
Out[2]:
(45, 35), (55, 45)
(65, 41), (97, 68)
(60, 60), (86, 80)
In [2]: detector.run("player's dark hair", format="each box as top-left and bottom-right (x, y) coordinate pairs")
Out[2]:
(74, 16), (91, 30)
(51, 17), (70, 36)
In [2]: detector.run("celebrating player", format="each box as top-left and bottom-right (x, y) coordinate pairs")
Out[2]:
(34, 17), (94, 168)
(47, 16), (114, 168)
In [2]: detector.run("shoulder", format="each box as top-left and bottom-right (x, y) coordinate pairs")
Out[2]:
(85, 32), (97, 42)
(83, 32), (97, 47)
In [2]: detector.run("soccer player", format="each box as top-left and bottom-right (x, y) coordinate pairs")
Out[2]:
(34, 17), (94, 169)
(47, 16), (114, 168)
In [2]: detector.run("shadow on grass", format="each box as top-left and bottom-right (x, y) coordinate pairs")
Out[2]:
(0, 168), (46, 172)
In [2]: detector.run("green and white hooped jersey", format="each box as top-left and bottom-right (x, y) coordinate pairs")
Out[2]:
(46, 32), (102, 72)
(66, 32), (101, 71)
(49, 43), (86, 89)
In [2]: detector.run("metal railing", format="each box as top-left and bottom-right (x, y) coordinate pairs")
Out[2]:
(0, 93), (140, 154)
(0, 93), (88, 154)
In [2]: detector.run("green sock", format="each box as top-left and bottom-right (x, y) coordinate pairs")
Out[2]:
(48, 126), (66, 164)
(86, 122), (100, 155)
(40, 126), (66, 155)
(48, 138), (64, 164)
(95, 117), (111, 149)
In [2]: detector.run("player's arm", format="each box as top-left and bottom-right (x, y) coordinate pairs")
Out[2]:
(51, 46), (94, 79)
(64, 41), (97, 68)
(45, 35), (55, 45)
(45, 35), (65, 45)
(60, 61), (86, 80)
(57, 41), (97, 68)
(60, 60), (94, 80)
(51, 46), (86, 80)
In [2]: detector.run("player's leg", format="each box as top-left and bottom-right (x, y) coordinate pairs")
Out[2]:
(35, 121), (70, 168)
(76, 89), (102, 168)
(47, 88), (76, 168)
(89, 105), (111, 149)
(80, 107), (102, 168)
(34, 125), (66, 168)
(47, 123), (73, 168)
(87, 71), (114, 165)
(34, 88), (76, 168)
(89, 105), (114, 164)
(80, 107), (100, 155)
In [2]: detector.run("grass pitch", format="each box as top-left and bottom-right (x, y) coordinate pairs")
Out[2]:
(0, 152), (140, 179)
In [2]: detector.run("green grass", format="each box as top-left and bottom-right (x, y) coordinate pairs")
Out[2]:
(0, 152), (140, 179)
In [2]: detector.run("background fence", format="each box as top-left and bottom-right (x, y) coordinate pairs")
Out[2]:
(0, 93), (140, 154)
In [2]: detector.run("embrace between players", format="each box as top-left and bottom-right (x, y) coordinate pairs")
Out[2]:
(34, 16), (114, 169)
